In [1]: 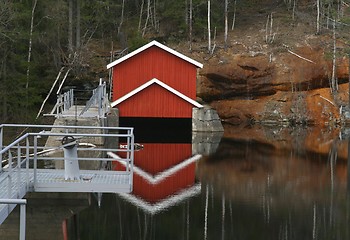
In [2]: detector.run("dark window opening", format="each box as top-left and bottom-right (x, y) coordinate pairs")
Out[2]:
(119, 117), (192, 143)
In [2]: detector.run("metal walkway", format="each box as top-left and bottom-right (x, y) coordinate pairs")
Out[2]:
(0, 124), (134, 237)
(45, 80), (109, 118)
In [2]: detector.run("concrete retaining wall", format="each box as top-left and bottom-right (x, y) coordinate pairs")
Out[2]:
(192, 107), (224, 132)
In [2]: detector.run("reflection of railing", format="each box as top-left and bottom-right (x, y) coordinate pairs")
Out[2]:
(0, 124), (134, 233)
(0, 199), (26, 240)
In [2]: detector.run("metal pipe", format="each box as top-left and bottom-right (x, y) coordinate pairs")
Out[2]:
(0, 124), (133, 132)
(0, 199), (27, 240)
(26, 138), (30, 191)
(19, 204), (26, 240)
(33, 136), (37, 190)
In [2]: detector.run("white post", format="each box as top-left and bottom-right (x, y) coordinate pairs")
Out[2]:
(19, 203), (26, 240)
(62, 139), (80, 180)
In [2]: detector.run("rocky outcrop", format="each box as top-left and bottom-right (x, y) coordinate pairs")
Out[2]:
(197, 42), (350, 126)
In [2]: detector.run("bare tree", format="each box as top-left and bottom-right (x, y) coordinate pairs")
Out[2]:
(231, 0), (237, 30)
(68, 0), (73, 53)
(331, 19), (338, 92)
(26, 0), (38, 121)
(76, 0), (80, 48)
(265, 13), (276, 44)
(118, 0), (125, 34)
(189, 0), (193, 51)
(316, 0), (320, 34)
(224, 0), (228, 50)
(138, 0), (145, 32)
(208, 0), (211, 52)
(142, 0), (151, 36)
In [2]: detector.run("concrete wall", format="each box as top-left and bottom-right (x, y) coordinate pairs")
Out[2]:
(192, 107), (224, 132)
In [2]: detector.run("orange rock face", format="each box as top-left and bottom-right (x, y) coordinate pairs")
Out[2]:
(197, 45), (350, 126)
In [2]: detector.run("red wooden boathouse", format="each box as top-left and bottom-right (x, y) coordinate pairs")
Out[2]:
(107, 40), (203, 119)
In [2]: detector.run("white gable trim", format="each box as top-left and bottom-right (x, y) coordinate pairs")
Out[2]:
(108, 152), (202, 184)
(117, 184), (201, 215)
(110, 78), (203, 108)
(106, 40), (203, 69)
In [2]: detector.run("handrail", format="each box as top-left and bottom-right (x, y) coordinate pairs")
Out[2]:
(46, 80), (109, 118)
(0, 123), (135, 238)
(0, 124), (135, 183)
(0, 199), (27, 240)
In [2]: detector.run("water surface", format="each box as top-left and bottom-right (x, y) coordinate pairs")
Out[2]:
(2, 125), (350, 240)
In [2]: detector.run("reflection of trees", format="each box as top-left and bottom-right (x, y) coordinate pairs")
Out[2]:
(197, 136), (349, 239)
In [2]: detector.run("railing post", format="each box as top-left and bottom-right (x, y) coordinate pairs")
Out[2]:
(25, 138), (30, 190)
(0, 199), (27, 240)
(9, 151), (12, 171)
(33, 136), (37, 190)
(98, 85), (102, 118)
(17, 143), (21, 169)
(19, 203), (26, 240)
(17, 143), (21, 194)
(130, 131), (134, 191)
(70, 89), (74, 108)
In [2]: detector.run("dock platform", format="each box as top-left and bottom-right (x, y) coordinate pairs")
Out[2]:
(0, 124), (135, 227)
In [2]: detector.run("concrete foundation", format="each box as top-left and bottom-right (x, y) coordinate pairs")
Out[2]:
(44, 107), (119, 171)
(192, 107), (224, 132)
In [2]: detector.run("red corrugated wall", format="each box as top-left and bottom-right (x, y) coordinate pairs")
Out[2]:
(114, 143), (192, 174)
(112, 46), (198, 118)
(112, 143), (196, 203)
(117, 84), (194, 118)
(133, 163), (196, 203)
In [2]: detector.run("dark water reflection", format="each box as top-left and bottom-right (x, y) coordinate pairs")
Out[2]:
(65, 125), (350, 240)
(2, 125), (350, 239)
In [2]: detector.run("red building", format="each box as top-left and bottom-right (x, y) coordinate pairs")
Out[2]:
(107, 41), (203, 119)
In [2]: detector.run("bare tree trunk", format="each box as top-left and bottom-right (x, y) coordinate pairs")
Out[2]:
(208, 0), (211, 53)
(26, 0), (37, 90)
(76, 0), (80, 49)
(68, 0), (73, 53)
(331, 19), (337, 92)
(189, 0), (193, 51)
(231, 0), (236, 30)
(118, 0), (125, 34)
(185, 0), (188, 25)
(138, 0), (144, 32)
(292, 0), (296, 20)
(26, 0), (37, 121)
(316, 0), (320, 34)
(153, 0), (158, 31)
(224, 0), (228, 50)
(142, 0), (151, 36)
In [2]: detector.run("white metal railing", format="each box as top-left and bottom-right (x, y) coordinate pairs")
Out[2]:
(0, 199), (26, 240)
(80, 80), (109, 118)
(49, 89), (74, 116)
(0, 124), (134, 181)
(46, 80), (109, 119)
(0, 124), (134, 237)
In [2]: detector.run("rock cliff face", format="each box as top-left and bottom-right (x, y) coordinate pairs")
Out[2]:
(197, 40), (350, 126)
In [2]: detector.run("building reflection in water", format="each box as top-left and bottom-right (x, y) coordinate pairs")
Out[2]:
(113, 130), (222, 214)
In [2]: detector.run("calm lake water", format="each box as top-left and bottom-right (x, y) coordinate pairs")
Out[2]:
(1, 125), (350, 239)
